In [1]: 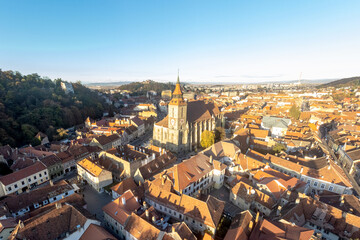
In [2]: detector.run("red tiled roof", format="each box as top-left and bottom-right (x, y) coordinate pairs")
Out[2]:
(79, 224), (116, 240)
(102, 190), (140, 225)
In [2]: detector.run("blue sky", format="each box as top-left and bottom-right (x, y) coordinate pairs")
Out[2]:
(1, 0), (360, 83)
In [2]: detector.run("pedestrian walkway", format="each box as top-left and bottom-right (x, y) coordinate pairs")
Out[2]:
(82, 184), (113, 222)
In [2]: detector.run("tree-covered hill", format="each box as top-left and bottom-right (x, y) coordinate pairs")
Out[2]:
(319, 76), (360, 88)
(117, 80), (174, 95)
(0, 70), (111, 146)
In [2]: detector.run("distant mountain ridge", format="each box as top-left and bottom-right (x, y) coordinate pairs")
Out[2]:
(84, 78), (335, 86)
(319, 76), (360, 88)
(85, 81), (131, 86)
(117, 80), (174, 95)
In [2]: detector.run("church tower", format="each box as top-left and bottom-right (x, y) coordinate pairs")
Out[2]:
(167, 74), (188, 152)
(168, 74), (187, 131)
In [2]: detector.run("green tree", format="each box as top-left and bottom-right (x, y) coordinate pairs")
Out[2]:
(0, 162), (12, 176)
(214, 127), (226, 143)
(289, 104), (301, 120)
(272, 143), (287, 153)
(201, 130), (215, 148)
(21, 124), (39, 143)
(31, 137), (41, 146)
(0, 69), (113, 146)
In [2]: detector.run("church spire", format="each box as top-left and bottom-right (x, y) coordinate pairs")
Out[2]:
(172, 70), (183, 99)
(177, 69), (180, 84)
(169, 72), (186, 106)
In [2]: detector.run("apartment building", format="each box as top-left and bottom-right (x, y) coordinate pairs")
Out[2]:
(99, 145), (158, 178)
(230, 180), (276, 217)
(145, 182), (225, 235)
(0, 161), (49, 197)
(77, 158), (113, 192)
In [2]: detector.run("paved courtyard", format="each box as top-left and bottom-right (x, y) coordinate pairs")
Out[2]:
(206, 186), (242, 218)
(82, 184), (113, 222)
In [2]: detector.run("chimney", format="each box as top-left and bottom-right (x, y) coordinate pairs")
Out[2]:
(152, 216), (156, 223)
(300, 167), (303, 174)
(210, 155), (213, 164)
(248, 220), (254, 231)
(135, 196), (138, 202)
(277, 205), (282, 215)
(255, 211), (260, 223)
(143, 201), (147, 209)
(340, 199), (345, 206)
(342, 211), (347, 218)
(122, 197), (126, 205)
(286, 191), (291, 198)
(295, 198), (300, 204)
(49, 180), (54, 186)
(55, 202), (62, 209)
(161, 175), (166, 185)
(145, 209), (149, 218)
(19, 220), (24, 229)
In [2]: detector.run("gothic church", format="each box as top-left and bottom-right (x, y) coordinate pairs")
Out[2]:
(152, 76), (224, 153)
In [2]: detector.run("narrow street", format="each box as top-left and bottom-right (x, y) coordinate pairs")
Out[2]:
(130, 130), (153, 147)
